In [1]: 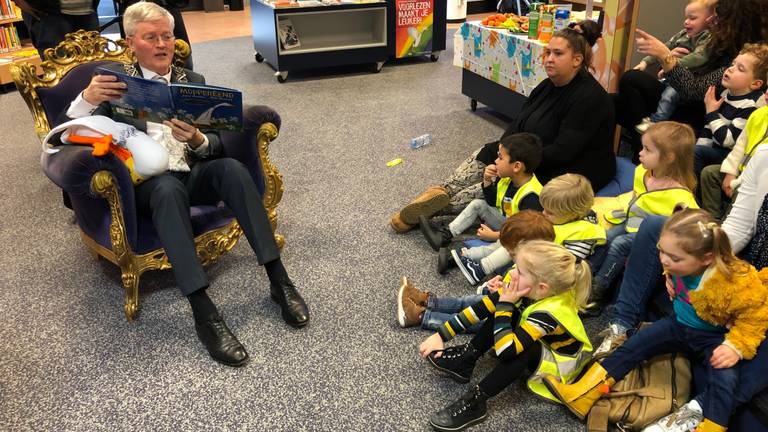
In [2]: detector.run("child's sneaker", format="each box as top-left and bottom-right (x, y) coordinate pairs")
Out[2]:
(398, 276), (429, 306)
(451, 249), (486, 285)
(437, 247), (457, 275)
(642, 399), (703, 432)
(635, 117), (653, 134)
(593, 323), (628, 358)
(427, 342), (481, 383)
(429, 385), (488, 432)
(397, 297), (425, 328)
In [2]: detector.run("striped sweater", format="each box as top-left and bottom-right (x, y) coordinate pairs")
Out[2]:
(696, 89), (765, 150)
(437, 290), (582, 361)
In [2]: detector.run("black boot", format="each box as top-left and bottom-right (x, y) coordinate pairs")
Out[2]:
(580, 277), (609, 318)
(419, 216), (453, 251)
(429, 385), (489, 432)
(428, 342), (481, 383)
(437, 247), (457, 275)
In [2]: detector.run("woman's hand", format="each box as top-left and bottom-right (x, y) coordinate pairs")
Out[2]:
(163, 118), (205, 147)
(633, 60), (648, 71)
(486, 275), (504, 293)
(722, 174), (736, 198)
(710, 344), (740, 369)
(419, 333), (444, 359)
(704, 85), (725, 114)
(476, 224), (500, 241)
(499, 270), (531, 303)
(483, 164), (498, 187)
(635, 29), (673, 71)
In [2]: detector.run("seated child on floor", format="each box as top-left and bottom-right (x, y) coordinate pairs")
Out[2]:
(694, 43), (768, 177)
(588, 122), (699, 314)
(544, 209), (768, 432)
(418, 132), (543, 253)
(445, 173), (606, 286)
(417, 240), (593, 432)
(700, 88), (768, 221)
(397, 210), (554, 330)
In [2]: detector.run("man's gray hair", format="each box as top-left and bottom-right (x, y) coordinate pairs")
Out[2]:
(123, 1), (175, 37)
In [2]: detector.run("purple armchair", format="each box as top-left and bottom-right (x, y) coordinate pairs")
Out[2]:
(12, 30), (285, 321)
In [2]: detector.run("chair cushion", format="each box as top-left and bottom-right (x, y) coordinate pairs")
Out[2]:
(595, 156), (636, 197)
(37, 61), (120, 128)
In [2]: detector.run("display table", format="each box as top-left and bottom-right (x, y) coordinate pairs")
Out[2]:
(455, 21), (548, 118)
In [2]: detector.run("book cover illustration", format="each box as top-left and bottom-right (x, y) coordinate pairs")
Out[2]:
(96, 67), (243, 131)
(278, 19), (301, 50)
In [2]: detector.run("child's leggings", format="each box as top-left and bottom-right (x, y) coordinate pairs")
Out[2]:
(470, 318), (543, 397)
(601, 316), (738, 426)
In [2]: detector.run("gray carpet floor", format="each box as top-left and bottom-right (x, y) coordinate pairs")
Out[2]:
(0, 34), (607, 431)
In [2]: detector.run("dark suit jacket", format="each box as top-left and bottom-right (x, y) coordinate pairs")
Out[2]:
(58, 62), (223, 163)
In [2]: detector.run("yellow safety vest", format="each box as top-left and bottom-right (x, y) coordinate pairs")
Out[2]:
(605, 166), (698, 233)
(521, 290), (593, 402)
(739, 106), (768, 173)
(496, 175), (543, 217)
(553, 218), (607, 253)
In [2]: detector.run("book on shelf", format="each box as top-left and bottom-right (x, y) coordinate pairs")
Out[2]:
(0, 0), (22, 20)
(0, 23), (21, 53)
(277, 19), (301, 50)
(96, 67), (244, 131)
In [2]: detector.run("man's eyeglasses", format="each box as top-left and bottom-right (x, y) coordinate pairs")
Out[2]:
(139, 33), (175, 43)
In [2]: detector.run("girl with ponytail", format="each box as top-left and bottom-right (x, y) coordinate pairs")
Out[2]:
(417, 240), (594, 431)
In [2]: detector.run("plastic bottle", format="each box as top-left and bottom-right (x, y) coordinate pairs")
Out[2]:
(410, 133), (432, 149)
(538, 11), (554, 42)
(554, 9), (570, 32)
(527, 11), (540, 40)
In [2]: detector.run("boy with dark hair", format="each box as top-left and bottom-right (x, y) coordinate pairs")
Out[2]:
(418, 133), (544, 254)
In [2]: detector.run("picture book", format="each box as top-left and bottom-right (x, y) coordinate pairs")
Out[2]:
(277, 19), (301, 50)
(96, 67), (243, 131)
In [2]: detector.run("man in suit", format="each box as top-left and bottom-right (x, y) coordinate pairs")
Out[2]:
(64, 1), (309, 367)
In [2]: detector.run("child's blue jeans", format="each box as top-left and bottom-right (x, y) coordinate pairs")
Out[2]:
(650, 83), (680, 123)
(421, 294), (485, 332)
(594, 225), (636, 289)
(601, 316), (738, 426)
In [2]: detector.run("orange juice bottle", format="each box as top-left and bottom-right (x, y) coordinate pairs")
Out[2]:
(538, 11), (554, 42)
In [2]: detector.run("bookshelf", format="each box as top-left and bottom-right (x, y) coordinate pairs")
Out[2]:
(0, 0), (40, 85)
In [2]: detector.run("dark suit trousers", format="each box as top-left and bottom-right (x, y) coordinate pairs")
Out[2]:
(135, 158), (280, 295)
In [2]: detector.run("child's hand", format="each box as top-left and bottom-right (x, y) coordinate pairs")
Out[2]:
(657, 69), (665, 79)
(486, 275), (504, 293)
(704, 85), (724, 114)
(499, 270), (531, 303)
(722, 174), (736, 198)
(710, 344), (740, 369)
(670, 46), (691, 58)
(633, 60), (647, 71)
(419, 333), (444, 359)
(665, 273), (675, 300)
(483, 164), (498, 186)
(476, 224), (500, 241)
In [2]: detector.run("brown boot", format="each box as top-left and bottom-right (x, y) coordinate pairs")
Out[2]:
(389, 212), (415, 233)
(397, 282), (426, 328)
(399, 185), (450, 225)
(398, 276), (429, 306)
(543, 362), (615, 420)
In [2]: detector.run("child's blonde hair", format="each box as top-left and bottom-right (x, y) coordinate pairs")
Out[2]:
(514, 240), (592, 310)
(739, 43), (768, 86)
(539, 174), (594, 222)
(644, 121), (697, 192)
(662, 208), (747, 279)
(499, 210), (555, 251)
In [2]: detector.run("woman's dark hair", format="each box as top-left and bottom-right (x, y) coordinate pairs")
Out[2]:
(709, 0), (768, 60)
(568, 19), (602, 47)
(552, 28), (593, 70)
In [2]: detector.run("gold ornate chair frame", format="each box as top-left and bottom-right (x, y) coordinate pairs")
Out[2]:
(12, 30), (284, 321)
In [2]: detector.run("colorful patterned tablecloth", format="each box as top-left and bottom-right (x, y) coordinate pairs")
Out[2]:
(454, 21), (548, 97)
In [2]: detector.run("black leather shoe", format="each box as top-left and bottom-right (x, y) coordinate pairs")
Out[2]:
(195, 314), (249, 367)
(270, 279), (310, 328)
(418, 215), (453, 251)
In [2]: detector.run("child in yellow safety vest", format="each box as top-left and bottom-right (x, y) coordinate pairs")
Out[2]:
(587, 121), (699, 314)
(420, 133), (544, 282)
(700, 91), (768, 221)
(416, 240), (593, 432)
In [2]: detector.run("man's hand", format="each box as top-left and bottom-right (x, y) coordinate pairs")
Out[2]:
(483, 164), (498, 187)
(704, 85), (725, 114)
(670, 47), (691, 58)
(82, 74), (126, 105)
(722, 173), (736, 198)
(477, 224), (499, 241)
(419, 333), (444, 359)
(163, 118), (205, 147)
(710, 344), (740, 369)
